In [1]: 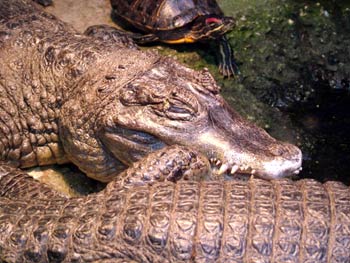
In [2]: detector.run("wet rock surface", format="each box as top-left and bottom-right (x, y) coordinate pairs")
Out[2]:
(45, 0), (114, 32)
(29, 0), (350, 195)
(28, 164), (105, 196)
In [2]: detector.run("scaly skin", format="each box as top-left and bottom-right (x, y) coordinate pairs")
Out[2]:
(0, 2), (348, 262)
(0, 0), (302, 182)
(0, 148), (349, 262)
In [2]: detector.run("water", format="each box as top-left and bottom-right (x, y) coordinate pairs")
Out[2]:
(290, 85), (350, 185)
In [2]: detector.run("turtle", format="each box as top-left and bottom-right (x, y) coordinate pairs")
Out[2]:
(111, 0), (240, 77)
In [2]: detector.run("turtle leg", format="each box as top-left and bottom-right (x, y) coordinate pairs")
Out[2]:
(217, 35), (240, 77)
(33, 0), (53, 6)
(84, 24), (139, 49)
(131, 33), (160, 44)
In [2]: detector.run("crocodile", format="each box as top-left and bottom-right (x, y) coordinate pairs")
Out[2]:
(1, 0), (339, 262)
(0, 0), (301, 181)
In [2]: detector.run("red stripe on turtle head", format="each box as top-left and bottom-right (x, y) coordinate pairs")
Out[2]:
(205, 17), (222, 25)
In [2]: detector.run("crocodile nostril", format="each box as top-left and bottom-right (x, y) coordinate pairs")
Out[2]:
(269, 143), (296, 158)
(270, 143), (302, 161)
(269, 145), (286, 156)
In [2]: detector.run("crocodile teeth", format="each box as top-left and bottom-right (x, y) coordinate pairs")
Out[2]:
(251, 169), (256, 175)
(216, 160), (221, 166)
(293, 167), (303, 175)
(230, 165), (239, 174)
(241, 165), (249, 171)
(218, 163), (229, 175)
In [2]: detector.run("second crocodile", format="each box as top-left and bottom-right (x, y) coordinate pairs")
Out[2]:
(0, 147), (349, 263)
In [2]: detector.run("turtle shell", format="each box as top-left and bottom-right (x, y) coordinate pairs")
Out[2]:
(111, 0), (224, 32)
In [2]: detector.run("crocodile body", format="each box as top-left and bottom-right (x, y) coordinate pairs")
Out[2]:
(0, 151), (349, 262)
(0, 0), (301, 181)
(1, 1), (345, 262)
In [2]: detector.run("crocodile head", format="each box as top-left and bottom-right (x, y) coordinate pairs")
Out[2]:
(99, 58), (302, 180)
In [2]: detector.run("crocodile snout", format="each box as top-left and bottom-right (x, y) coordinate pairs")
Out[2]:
(269, 142), (300, 158)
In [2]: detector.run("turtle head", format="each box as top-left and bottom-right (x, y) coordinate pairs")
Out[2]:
(189, 15), (235, 41)
(163, 15), (234, 44)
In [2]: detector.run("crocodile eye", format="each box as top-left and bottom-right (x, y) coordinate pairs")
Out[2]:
(163, 99), (196, 121)
(165, 106), (193, 121)
(167, 105), (192, 115)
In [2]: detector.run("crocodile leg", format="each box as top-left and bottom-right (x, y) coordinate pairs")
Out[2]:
(0, 145), (209, 199)
(84, 24), (139, 50)
(106, 145), (211, 190)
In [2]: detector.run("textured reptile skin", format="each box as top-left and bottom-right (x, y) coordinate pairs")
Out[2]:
(1, 161), (349, 262)
(1, 1), (347, 262)
(0, 0), (158, 179)
(0, 0), (303, 182)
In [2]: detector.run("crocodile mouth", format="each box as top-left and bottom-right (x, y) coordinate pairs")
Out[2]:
(209, 155), (303, 179)
(193, 127), (303, 180)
